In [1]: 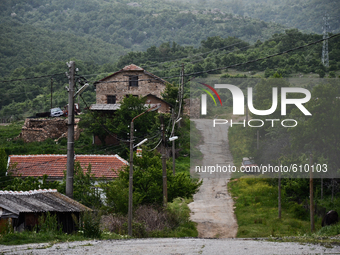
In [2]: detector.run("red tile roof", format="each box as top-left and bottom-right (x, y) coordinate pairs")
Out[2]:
(122, 64), (144, 71)
(96, 63), (166, 84)
(8, 155), (128, 179)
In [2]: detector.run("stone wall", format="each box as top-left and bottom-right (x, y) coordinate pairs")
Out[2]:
(96, 71), (166, 104)
(18, 118), (80, 143)
(183, 98), (200, 119)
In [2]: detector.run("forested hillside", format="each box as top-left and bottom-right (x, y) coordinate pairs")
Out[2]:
(1, 29), (340, 119)
(180, 0), (340, 34)
(0, 20), (126, 77)
(0, 0), (285, 56)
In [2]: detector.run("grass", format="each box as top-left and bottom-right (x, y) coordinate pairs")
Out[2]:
(0, 229), (132, 246)
(229, 177), (316, 238)
(175, 156), (190, 174)
(229, 177), (340, 246)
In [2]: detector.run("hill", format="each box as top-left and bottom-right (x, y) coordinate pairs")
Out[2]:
(0, 0), (285, 53)
(0, 20), (126, 77)
(179, 0), (340, 35)
(1, 29), (340, 119)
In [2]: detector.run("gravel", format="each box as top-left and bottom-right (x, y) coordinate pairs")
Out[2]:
(1, 238), (339, 255)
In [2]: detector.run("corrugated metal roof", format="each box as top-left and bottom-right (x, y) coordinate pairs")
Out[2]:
(90, 103), (161, 111)
(90, 104), (121, 111)
(8, 154), (128, 179)
(0, 189), (90, 214)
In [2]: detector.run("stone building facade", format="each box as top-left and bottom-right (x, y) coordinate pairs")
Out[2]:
(17, 118), (80, 143)
(95, 64), (167, 105)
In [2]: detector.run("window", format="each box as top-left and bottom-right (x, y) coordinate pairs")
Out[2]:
(129, 75), (138, 87)
(107, 95), (116, 104)
(126, 95), (138, 98)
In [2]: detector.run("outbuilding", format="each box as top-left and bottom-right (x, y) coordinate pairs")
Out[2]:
(0, 189), (91, 234)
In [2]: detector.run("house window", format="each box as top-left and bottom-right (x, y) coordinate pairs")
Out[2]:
(126, 95), (138, 98)
(107, 95), (116, 104)
(129, 75), (138, 87)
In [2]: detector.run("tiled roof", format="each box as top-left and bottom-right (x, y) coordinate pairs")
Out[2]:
(8, 154), (128, 179)
(0, 189), (90, 215)
(96, 63), (166, 84)
(122, 64), (144, 71)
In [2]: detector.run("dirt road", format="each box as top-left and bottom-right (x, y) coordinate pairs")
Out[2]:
(188, 119), (238, 238)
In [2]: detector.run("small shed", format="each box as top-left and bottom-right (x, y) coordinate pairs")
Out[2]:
(0, 189), (91, 234)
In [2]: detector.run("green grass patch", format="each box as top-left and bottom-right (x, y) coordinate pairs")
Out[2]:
(0, 231), (88, 245)
(0, 231), (132, 246)
(228, 177), (321, 238)
(175, 156), (190, 174)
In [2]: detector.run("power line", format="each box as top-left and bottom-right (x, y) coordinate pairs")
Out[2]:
(158, 32), (340, 80)
(0, 73), (65, 83)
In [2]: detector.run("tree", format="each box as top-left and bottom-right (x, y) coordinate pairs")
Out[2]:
(0, 148), (7, 178)
(107, 95), (158, 142)
(101, 150), (201, 214)
(289, 82), (340, 177)
(79, 111), (109, 145)
(59, 161), (102, 209)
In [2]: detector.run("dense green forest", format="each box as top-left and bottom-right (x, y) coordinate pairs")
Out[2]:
(0, 0), (286, 76)
(1, 0), (339, 119)
(0, 0), (286, 54)
(1, 28), (339, 119)
(0, 20), (126, 77)
(179, 0), (340, 35)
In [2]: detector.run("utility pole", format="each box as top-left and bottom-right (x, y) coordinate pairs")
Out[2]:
(66, 61), (75, 198)
(278, 160), (281, 219)
(310, 154), (314, 232)
(322, 14), (330, 67)
(50, 78), (53, 109)
(172, 109), (176, 176)
(160, 115), (167, 207)
(128, 121), (134, 236)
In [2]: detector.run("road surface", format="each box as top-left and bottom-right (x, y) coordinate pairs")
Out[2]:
(188, 119), (238, 238)
(1, 238), (339, 254)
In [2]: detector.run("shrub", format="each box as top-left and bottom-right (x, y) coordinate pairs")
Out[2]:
(317, 223), (340, 236)
(80, 211), (102, 238)
(37, 212), (62, 235)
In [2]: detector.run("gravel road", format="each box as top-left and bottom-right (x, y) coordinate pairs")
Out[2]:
(188, 119), (238, 238)
(1, 238), (339, 254)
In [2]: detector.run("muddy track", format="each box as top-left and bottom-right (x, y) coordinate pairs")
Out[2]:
(188, 119), (238, 238)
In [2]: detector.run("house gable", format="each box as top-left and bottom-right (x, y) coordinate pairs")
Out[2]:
(95, 64), (167, 105)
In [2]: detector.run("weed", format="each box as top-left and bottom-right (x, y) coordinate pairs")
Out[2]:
(80, 211), (102, 239)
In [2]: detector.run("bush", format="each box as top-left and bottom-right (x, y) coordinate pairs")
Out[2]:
(101, 150), (201, 214)
(80, 211), (102, 238)
(166, 198), (191, 227)
(317, 223), (340, 236)
(37, 212), (62, 235)
(100, 200), (197, 238)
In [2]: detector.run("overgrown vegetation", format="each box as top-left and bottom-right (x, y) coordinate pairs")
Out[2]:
(101, 198), (197, 238)
(227, 76), (340, 241)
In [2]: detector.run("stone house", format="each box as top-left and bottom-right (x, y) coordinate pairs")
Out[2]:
(91, 64), (172, 114)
